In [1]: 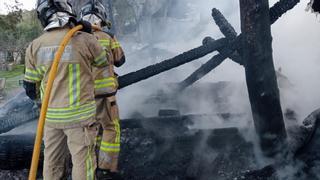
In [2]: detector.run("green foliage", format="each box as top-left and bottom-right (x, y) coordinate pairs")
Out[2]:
(0, 1), (42, 63)
(16, 10), (43, 47)
(0, 65), (24, 78)
(0, 65), (24, 92)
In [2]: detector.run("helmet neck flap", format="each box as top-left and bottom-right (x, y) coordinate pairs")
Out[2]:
(80, 0), (109, 27)
(37, 0), (75, 29)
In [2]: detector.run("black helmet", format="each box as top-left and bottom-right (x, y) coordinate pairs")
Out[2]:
(37, 0), (75, 27)
(80, 0), (108, 26)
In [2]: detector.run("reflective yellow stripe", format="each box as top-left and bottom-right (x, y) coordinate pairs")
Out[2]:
(68, 65), (74, 106)
(40, 82), (44, 99)
(94, 77), (116, 84)
(94, 51), (107, 66)
(76, 64), (80, 106)
(25, 68), (41, 81)
(111, 42), (121, 49)
(26, 68), (39, 75)
(114, 118), (121, 143)
(95, 82), (117, 89)
(98, 39), (111, 47)
(100, 148), (120, 153)
(86, 146), (94, 180)
(69, 64), (80, 106)
(94, 77), (117, 89)
(46, 105), (95, 118)
(99, 39), (111, 43)
(36, 66), (47, 76)
(101, 141), (120, 147)
(25, 75), (41, 82)
(46, 102), (96, 123)
(46, 110), (95, 123)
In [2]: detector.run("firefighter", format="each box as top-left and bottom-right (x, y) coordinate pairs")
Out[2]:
(23, 0), (109, 179)
(79, 0), (126, 179)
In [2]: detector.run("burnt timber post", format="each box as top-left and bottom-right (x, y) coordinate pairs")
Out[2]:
(239, 0), (287, 155)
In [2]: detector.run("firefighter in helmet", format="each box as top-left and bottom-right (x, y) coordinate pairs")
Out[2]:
(23, 0), (109, 179)
(80, 0), (126, 179)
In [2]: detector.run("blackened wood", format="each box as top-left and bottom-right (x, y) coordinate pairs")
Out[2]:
(118, 38), (228, 89)
(240, 0), (287, 156)
(176, 0), (302, 92)
(270, 0), (300, 23)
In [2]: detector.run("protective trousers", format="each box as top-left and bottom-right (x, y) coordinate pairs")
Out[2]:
(43, 124), (99, 180)
(95, 96), (121, 172)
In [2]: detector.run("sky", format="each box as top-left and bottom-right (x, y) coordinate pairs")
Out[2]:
(0, 0), (37, 14)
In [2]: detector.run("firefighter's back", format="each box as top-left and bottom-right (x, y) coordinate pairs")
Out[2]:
(27, 27), (103, 128)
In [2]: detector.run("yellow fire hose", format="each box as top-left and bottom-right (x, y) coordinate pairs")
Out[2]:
(28, 25), (83, 180)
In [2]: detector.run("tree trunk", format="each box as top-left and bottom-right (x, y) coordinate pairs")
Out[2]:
(239, 0), (287, 156)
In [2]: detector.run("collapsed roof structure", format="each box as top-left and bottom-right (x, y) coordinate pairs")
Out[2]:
(1, 0), (320, 179)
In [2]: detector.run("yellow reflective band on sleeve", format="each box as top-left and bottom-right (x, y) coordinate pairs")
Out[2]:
(69, 64), (81, 107)
(46, 101), (96, 123)
(98, 39), (111, 48)
(100, 141), (120, 153)
(94, 82), (117, 90)
(93, 51), (107, 66)
(36, 66), (47, 77)
(111, 42), (121, 49)
(94, 77), (117, 90)
(25, 68), (41, 82)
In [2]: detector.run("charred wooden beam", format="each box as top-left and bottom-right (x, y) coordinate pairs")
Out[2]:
(176, 0), (300, 91)
(177, 9), (241, 91)
(178, 42), (236, 91)
(117, 38), (228, 89)
(310, 0), (320, 13)
(212, 8), (238, 39)
(240, 0), (287, 156)
(0, 92), (39, 134)
(270, 0), (300, 23)
(211, 8), (242, 64)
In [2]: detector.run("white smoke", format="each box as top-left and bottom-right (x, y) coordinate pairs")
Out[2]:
(114, 0), (320, 178)
(116, 0), (320, 127)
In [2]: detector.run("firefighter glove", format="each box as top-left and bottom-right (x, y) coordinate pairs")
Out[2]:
(23, 80), (38, 100)
(76, 20), (92, 34)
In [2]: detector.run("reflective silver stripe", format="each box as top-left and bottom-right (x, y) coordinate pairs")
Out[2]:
(72, 64), (77, 106)
(37, 45), (73, 64)
(69, 64), (80, 107)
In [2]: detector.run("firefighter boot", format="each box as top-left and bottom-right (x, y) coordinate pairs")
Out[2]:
(96, 169), (123, 180)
